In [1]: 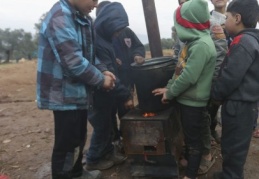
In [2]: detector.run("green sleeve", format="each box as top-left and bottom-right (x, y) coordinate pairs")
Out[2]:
(166, 77), (175, 100)
(166, 42), (209, 99)
(166, 75), (175, 89)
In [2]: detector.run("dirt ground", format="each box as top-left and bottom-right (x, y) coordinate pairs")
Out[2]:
(0, 61), (259, 179)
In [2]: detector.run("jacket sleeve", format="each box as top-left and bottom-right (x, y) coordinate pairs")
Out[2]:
(96, 44), (132, 102)
(166, 42), (210, 100)
(166, 77), (175, 89)
(114, 79), (132, 102)
(126, 29), (146, 58)
(96, 45), (115, 74)
(212, 44), (253, 101)
(47, 15), (104, 87)
(95, 56), (108, 72)
(210, 21), (228, 80)
(212, 38), (227, 80)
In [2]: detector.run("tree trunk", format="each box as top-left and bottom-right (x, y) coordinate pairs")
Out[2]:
(5, 50), (10, 63)
(27, 54), (32, 60)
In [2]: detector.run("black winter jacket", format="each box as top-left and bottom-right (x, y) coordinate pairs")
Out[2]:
(94, 2), (131, 104)
(113, 27), (145, 71)
(212, 29), (259, 102)
(112, 27), (145, 88)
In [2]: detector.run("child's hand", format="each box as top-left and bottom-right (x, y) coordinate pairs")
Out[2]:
(161, 92), (170, 104)
(124, 99), (134, 109)
(152, 88), (168, 96)
(102, 71), (116, 91)
(103, 71), (116, 81)
(116, 58), (122, 66)
(102, 75), (115, 91)
(134, 55), (145, 65)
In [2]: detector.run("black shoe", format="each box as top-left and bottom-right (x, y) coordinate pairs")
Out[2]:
(213, 171), (223, 179)
(52, 172), (72, 179)
(74, 170), (102, 179)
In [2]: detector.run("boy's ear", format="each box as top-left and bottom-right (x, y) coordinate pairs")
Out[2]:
(235, 14), (242, 25)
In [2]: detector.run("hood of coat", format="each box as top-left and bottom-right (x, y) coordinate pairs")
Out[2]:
(94, 2), (129, 42)
(240, 28), (259, 42)
(174, 0), (210, 42)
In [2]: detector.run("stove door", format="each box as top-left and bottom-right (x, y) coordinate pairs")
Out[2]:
(122, 120), (166, 155)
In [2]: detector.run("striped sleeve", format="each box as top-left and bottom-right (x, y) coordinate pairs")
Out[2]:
(47, 11), (104, 87)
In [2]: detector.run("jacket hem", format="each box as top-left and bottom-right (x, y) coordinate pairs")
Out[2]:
(38, 104), (88, 111)
(177, 98), (208, 107)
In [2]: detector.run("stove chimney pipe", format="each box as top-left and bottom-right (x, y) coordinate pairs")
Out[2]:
(142, 0), (163, 58)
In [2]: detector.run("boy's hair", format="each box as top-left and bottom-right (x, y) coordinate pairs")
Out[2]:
(96, 1), (111, 16)
(227, 0), (259, 28)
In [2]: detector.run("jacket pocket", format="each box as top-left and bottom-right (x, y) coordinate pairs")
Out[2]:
(224, 101), (238, 117)
(62, 79), (87, 104)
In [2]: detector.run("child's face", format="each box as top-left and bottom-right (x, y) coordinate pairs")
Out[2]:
(73, 0), (98, 15)
(211, 0), (228, 9)
(113, 29), (123, 38)
(225, 12), (238, 36)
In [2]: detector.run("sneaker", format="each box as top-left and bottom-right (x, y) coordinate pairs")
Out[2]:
(74, 170), (102, 179)
(105, 151), (127, 165)
(85, 160), (114, 171)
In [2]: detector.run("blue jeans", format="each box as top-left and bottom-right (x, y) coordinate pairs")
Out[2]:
(112, 99), (130, 141)
(87, 92), (114, 163)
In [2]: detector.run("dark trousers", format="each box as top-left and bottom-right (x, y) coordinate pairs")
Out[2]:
(254, 102), (259, 129)
(87, 99), (114, 163)
(221, 101), (257, 179)
(201, 109), (211, 155)
(179, 103), (208, 178)
(52, 110), (88, 179)
(201, 101), (220, 155)
(208, 102), (220, 132)
(111, 100), (129, 141)
(209, 81), (221, 132)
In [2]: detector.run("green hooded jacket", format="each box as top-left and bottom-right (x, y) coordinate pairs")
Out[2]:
(166, 0), (216, 107)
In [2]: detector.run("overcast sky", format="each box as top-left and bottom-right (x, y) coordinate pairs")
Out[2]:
(2, 0), (258, 43)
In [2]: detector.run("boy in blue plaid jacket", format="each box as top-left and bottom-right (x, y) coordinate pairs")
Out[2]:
(37, 0), (115, 178)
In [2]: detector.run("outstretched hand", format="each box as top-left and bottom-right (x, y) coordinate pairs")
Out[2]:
(152, 88), (169, 104)
(134, 55), (145, 65)
(152, 88), (168, 96)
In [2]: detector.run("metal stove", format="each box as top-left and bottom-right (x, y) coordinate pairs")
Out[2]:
(121, 107), (180, 178)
